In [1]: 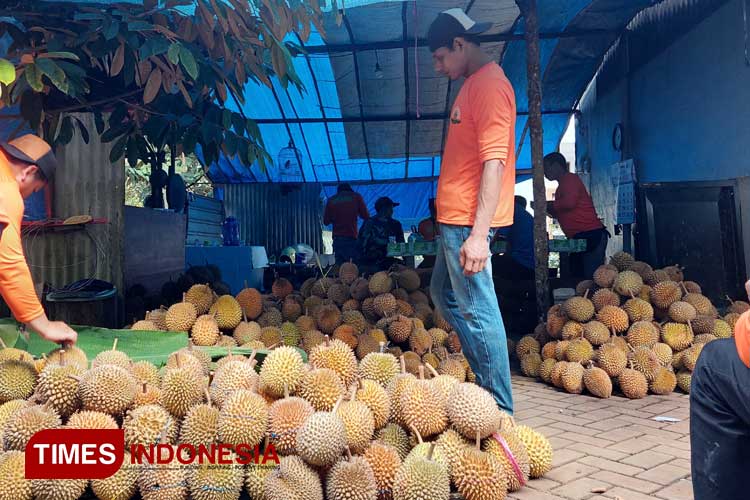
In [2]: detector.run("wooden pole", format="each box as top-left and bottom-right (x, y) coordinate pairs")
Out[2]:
(521, 0), (550, 317)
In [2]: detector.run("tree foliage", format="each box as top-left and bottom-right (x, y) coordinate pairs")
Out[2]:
(0, 0), (325, 170)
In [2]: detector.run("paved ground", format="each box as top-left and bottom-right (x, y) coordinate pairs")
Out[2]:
(510, 374), (693, 500)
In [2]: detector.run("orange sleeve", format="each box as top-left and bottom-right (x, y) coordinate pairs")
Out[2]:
(734, 310), (750, 368)
(0, 182), (44, 323)
(471, 79), (514, 164)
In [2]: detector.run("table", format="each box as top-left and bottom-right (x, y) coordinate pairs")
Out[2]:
(387, 238), (587, 257)
(185, 245), (268, 295)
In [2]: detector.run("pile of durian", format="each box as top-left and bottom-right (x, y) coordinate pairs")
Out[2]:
(0, 262), (554, 500)
(515, 251), (748, 399)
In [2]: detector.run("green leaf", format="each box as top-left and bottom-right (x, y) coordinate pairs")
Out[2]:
(104, 20), (120, 40)
(101, 122), (130, 143)
(20, 91), (43, 130)
(167, 43), (181, 65)
(0, 59), (14, 85)
(245, 118), (260, 140)
(178, 46), (198, 80)
(126, 136), (139, 167)
(73, 13), (104, 21)
(56, 116), (74, 146)
(41, 52), (80, 62)
(231, 113), (245, 135)
(110, 134), (128, 163)
(128, 21), (153, 31)
(73, 117), (89, 144)
(35, 58), (68, 94)
(24, 62), (43, 92)
(94, 111), (105, 134)
(222, 109), (232, 130)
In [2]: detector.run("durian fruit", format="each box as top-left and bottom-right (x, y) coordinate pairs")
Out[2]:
(610, 251), (635, 271)
(328, 283), (351, 307)
(0, 399), (28, 436)
(46, 345), (88, 369)
(628, 346), (661, 382)
(583, 321), (610, 346)
(374, 293), (398, 318)
(282, 298), (303, 322)
(375, 423), (411, 461)
(138, 445), (189, 500)
(369, 272), (394, 295)
(191, 314), (221, 346)
(188, 452), (245, 500)
(65, 410), (118, 429)
(593, 265), (618, 288)
(209, 295), (243, 330)
(342, 310), (367, 336)
(483, 432), (530, 494)
(268, 385), (315, 456)
(339, 261), (360, 285)
(244, 462), (273, 500)
(538, 358), (557, 384)
(400, 366), (448, 439)
(562, 291), (595, 322)
(662, 323), (695, 351)
(650, 281), (682, 309)
(684, 293), (716, 317)
(3, 404), (61, 451)
(31, 478), (87, 500)
(259, 346), (305, 398)
(618, 365), (649, 399)
(596, 305), (629, 334)
(565, 338), (594, 364)
(446, 382), (502, 441)
(514, 425), (553, 479)
(316, 304), (343, 335)
(596, 343), (627, 377)
(357, 334), (382, 360)
(261, 327), (283, 348)
(186, 284), (214, 315)
(179, 390), (219, 448)
(91, 338), (132, 369)
(0, 358), (37, 403)
(677, 370), (692, 393)
(669, 301), (697, 324)
(360, 347), (400, 387)
(296, 401), (348, 467)
(210, 358), (259, 407)
(409, 328), (432, 356)
(0, 450), (32, 500)
(132, 383), (162, 408)
(724, 313), (741, 330)
(453, 433), (507, 500)
(79, 364), (137, 416)
(218, 389), (268, 447)
(259, 308), (283, 329)
(131, 320), (159, 331)
(356, 379), (391, 430)
(160, 358), (206, 418)
(546, 306), (567, 338)
(392, 443), (451, 500)
(395, 269), (421, 292)
(610, 333), (629, 352)
(264, 455), (324, 500)
(727, 297), (750, 315)
(712, 319), (733, 339)
(576, 279), (596, 296)
(614, 271), (644, 297)
(364, 442), (402, 500)
(298, 367), (346, 412)
(166, 295), (198, 331)
(515, 336), (541, 358)
(309, 337), (358, 387)
(554, 341), (570, 362)
(562, 362), (584, 394)
(550, 361), (567, 388)
(333, 324), (358, 350)
(627, 321), (660, 348)
(652, 343), (674, 365)
(541, 341), (558, 360)
(592, 288), (621, 311)
(650, 366), (678, 395)
(272, 277), (294, 299)
(123, 404), (178, 446)
(623, 297), (654, 323)
(561, 321), (584, 341)
(131, 360), (160, 386)
(145, 307), (168, 330)
(327, 451), (378, 500)
(296, 313), (317, 333)
(681, 344), (704, 371)
(520, 353), (542, 377)
(583, 363), (612, 398)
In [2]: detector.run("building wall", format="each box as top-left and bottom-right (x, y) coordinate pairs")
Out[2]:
(576, 0), (745, 259)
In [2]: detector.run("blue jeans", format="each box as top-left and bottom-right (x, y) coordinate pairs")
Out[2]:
(430, 223), (514, 415)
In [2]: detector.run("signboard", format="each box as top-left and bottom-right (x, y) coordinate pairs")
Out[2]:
(615, 159), (636, 225)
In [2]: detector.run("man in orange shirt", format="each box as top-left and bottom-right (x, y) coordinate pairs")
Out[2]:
(690, 279), (750, 499)
(428, 8), (516, 414)
(323, 183), (370, 264)
(0, 134), (77, 346)
(543, 152), (609, 278)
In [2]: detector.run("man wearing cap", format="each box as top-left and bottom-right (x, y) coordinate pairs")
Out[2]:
(356, 196), (405, 272)
(324, 183), (370, 265)
(427, 8), (516, 413)
(0, 134), (77, 346)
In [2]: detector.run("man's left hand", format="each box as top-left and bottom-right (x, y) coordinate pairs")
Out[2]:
(460, 233), (489, 276)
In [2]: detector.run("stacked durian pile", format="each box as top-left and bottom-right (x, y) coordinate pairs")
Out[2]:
(515, 251), (748, 399)
(0, 261), (554, 500)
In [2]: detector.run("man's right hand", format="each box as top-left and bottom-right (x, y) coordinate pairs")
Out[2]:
(745, 279), (750, 302)
(28, 316), (77, 346)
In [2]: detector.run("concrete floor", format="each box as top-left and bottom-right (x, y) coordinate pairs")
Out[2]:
(510, 374), (693, 500)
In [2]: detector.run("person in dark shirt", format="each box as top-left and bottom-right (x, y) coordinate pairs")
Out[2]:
(493, 195), (535, 279)
(357, 196), (405, 272)
(323, 183), (370, 264)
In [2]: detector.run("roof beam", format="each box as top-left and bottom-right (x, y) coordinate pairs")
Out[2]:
(342, 15), (375, 181)
(250, 109), (574, 124)
(402, 2), (410, 179)
(312, 168), (533, 186)
(303, 29), (617, 54)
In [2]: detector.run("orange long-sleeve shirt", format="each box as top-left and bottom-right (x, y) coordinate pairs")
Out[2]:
(735, 309), (750, 368)
(0, 150), (44, 323)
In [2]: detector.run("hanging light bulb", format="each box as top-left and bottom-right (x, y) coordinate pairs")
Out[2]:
(374, 50), (384, 79)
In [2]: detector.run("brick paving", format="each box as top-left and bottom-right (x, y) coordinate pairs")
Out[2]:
(510, 374), (693, 500)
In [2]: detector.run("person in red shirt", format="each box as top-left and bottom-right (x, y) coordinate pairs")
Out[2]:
(323, 183), (369, 264)
(543, 152), (609, 279)
(416, 198), (439, 268)
(690, 279), (750, 499)
(0, 134), (77, 346)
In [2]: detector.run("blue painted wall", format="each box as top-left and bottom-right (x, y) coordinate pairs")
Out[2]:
(577, 0), (747, 258)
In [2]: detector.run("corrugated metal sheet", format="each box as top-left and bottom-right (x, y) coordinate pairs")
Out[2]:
(220, 183), (324, 257)
(23, 112), (124, 293)
(186, 194), (223, 246)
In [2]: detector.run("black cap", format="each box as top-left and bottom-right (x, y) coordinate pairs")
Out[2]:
(375, 197), (400, 212)
(427, 8), (492, 52)
(0, 133), (58, 181)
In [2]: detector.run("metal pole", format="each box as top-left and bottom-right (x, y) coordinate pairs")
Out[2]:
(521, 0), (550, 316)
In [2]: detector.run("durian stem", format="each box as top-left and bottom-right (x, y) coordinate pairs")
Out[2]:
(426, 442), (436, 461)
(249, 350), (257, 363)
(284, 383), (289, 399)
(67, 375), (81, 382)
(418, 365), (425, 380)
(409, 425), (423, 444)
(345, 447), (353, 461)
(425, 363), (439, 379)
(379, 341), (385, 354)
(0, 338), (5, 349)
(332, 396), (343, 414)
(349, 384), (357, 401)
(476, 431), (481, 450)
(142, 383), (147, 394)
(400, 355), (406, 374)
(112, 338), (118, 351)
(176, 353), (182, 368)
(584, 288), (590, 300)
(60, 350), (66, 366)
